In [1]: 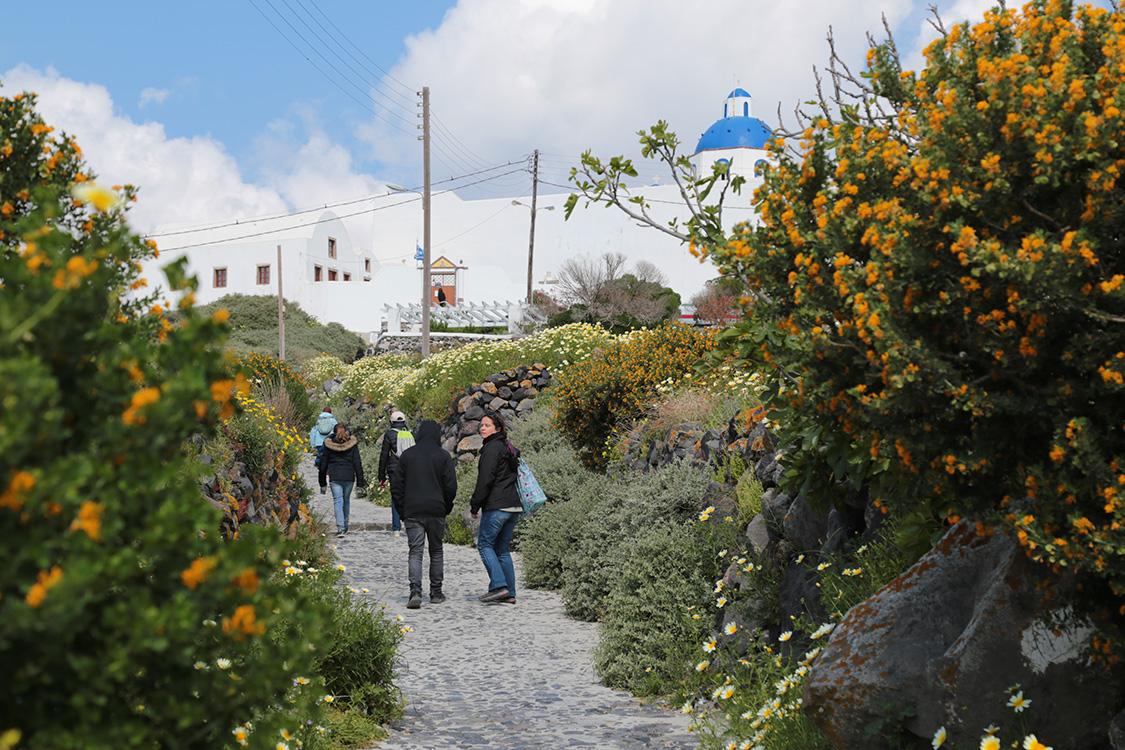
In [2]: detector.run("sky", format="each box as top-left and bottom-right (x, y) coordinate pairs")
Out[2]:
(0, 0), (1005, 244)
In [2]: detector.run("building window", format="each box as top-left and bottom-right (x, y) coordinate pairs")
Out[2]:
(314, 265), (322, 281)
(343, 272), (351, 281)
(328, 269), (337, 281)
(214, 268), (227, 288)
(364, 258), (371, 272)
(328, 237), (337, 259)
(256, 265), (270, 285)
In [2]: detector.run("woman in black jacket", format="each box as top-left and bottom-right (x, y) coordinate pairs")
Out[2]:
(469, 412), (522, 604)
(318, 423), (366, 538)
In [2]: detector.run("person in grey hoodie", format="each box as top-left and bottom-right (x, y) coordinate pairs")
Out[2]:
(390, 420), (457, 609)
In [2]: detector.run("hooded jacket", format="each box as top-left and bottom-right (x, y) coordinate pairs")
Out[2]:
(377, 419), (409, 482)
(309, 411), (337, 450)
(469, 431), (520, 514)
(390, 420), (457, 519)
(318, 434), (366, 488)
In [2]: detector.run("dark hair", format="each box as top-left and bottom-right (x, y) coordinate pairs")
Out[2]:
(333, 423), (349, 438)
(481, 411), (507, 436)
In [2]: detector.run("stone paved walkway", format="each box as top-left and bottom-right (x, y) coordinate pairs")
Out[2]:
(300, 455), (697, 749)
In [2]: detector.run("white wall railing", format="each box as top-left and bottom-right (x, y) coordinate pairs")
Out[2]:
(383, 301), (546, 334)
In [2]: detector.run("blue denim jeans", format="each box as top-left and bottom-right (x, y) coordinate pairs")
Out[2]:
(331, 480), (354, 533)
(405, 517), (447, 594)
(477, 509), (519, 597)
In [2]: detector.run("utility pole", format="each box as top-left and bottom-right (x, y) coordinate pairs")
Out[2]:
(421, 86), (432, 358)
(526, 149), (539, 305)
(277, 244), (285, 361)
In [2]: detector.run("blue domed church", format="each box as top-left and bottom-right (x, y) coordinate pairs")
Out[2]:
(690, 88), (775, 184)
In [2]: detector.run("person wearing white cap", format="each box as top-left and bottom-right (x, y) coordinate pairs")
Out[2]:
(378, 410), (411, 534)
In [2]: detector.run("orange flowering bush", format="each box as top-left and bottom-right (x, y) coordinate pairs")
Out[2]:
(552, 323), (716, 470)
(702, 1), (1125, 627)
(0, 84), (333, 748)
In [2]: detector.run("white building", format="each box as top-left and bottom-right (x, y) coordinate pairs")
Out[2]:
(142, 90), (775, 339)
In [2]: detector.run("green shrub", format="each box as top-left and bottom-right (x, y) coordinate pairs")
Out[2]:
(289, 565), (402, 720)
(595, 523), (717, 694)
(196, 294), (365, 365)
(509, 405), (591, 504)
(552, 323), (717, 470)
(444, 460), (479, 547)
(0, 88), (332, 748)
(239, 351), (317, 432)
(559, 460), (712, 620)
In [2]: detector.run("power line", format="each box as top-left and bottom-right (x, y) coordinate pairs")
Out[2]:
(146, 159), (530, 240)
(157, 167), (529, 252)
(538, 177), (756, 209)
(301, 0), (417, 103)
(272, 0), (418, 125)
(430, 109), (495, 170)
(247, 0), (417, 136)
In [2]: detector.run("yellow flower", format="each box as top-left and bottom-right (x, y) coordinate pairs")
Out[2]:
(25, 566), (64, 608)
(181, 557), (217, 589)
(1023, 736), (1050, 750)
(71, 182), (122, 212)
(980, 737), (1000, 750)
(69, 501), (104, 541)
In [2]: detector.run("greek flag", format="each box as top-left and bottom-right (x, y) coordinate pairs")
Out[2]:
(414, 244), (424, 261)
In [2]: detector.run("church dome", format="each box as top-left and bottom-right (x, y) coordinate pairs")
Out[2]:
(694, 89), (773, 152)
(695, 117), (773, 151)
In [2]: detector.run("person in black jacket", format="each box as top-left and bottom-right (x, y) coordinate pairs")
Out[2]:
(390, 420), (457, 609)
(469, 412), (522, 604)
(318, 423), (366, 538)
(377, 411), (409, 534)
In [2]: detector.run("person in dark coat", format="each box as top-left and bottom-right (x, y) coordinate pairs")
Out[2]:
(469, 412), (522, 604)
(378, 411), (409, 534)
(390, 420), (457, 609)
(318, 423), (366, 538)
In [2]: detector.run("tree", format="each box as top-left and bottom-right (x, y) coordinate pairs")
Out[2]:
(566, 0), (1125, 645)
(564, 120), (742, 250)
(1, 86), (330, 748)
(703, 0), (1125, 633)
(552, 251), (681, 332)
(689, 278), (741, 326)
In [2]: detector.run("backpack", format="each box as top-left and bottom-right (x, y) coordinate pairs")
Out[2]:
(317, 413), (335, 435)
(393, 429), (415, 456)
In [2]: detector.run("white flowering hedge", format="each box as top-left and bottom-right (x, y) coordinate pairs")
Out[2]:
(303, 355), (349, 388)
(330, 324), (615, 415)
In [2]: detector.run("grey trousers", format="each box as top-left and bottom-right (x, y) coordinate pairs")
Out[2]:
(405, 516), (447, 594)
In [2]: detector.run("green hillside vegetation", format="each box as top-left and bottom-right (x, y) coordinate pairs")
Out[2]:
(195, 293), (366, 364)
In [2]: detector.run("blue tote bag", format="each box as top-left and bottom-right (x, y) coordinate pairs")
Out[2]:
(514, 459), (546, 518)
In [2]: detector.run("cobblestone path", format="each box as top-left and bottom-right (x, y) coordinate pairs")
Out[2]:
(300, 455), (697, 749)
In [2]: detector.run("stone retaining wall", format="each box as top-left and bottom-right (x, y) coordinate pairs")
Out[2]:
(438, 363), (552, 459)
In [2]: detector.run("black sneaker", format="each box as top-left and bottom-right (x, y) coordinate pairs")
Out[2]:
(430, 591), (446, 604)
(500, 597), (516, 604)
(407, 592), (422, 609)
(478, 588), (510, 603)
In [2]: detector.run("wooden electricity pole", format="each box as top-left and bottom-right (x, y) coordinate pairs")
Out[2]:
(421, 86), (432, 359)
(277, 244), (285, 361)
(526, 149), (539, 304)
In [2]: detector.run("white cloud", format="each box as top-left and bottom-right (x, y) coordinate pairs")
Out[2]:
(138, 86), (170, 109)
(1, 64), (384, 250)
(359, 0), (919, 188)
